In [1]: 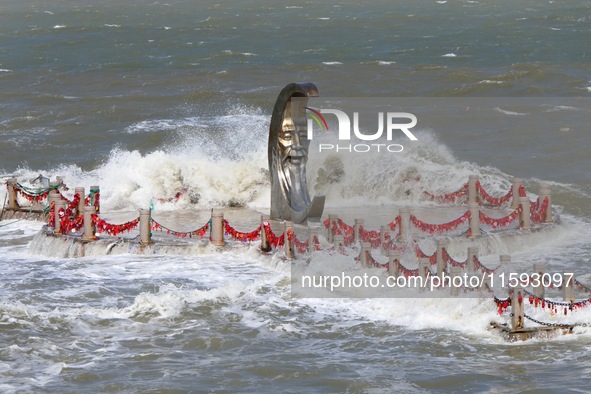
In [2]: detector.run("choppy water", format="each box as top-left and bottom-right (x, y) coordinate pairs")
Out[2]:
(1, 1), (591, 392)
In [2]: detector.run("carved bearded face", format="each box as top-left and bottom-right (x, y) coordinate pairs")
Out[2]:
(275, 97), (311, 212)
(269, 83), (324, 223)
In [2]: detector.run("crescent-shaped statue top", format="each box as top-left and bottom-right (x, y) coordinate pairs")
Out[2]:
(268, 83), (325, 224)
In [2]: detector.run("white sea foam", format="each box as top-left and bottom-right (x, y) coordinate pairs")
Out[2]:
(478, 79), (503, 84)
(0, 220), (44, 240)
(494, 107), (528, 116)
(0, 107), (580, 217)
(124, 117), (204, 134)
(219, 50), (257, 57)
(3, 106), (271, 211)
(307, 130), (501, 208)
(544, 105), (581, 112)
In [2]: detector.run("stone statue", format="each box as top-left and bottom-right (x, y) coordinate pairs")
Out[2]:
(268, 83), (325, 223)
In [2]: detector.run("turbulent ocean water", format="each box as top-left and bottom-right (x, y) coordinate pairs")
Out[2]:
(2, 1), (591, 392)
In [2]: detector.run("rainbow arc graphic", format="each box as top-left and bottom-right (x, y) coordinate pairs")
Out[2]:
(305, 107), (328, 131)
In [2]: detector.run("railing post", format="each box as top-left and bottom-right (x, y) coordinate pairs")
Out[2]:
(359, 242), (370, 268)
(307, 225), (318, 254)
(563, 272), (575, 303)
(7, 177), (19, 210)
(468, 175), (479, 205)
(259, 215), (270, 252)
(89, 185), (100, 213)
(399, 207), (410, 241)
(469, 203), (481, 237)
(211, 211), (224, 246)
(467, 246), (478, 274)
(380, 225), (389, 255)
(511, 178), (523, 208)
(327, 214), (338, 243)
(82, 206), (96, 240)
(533, 263), (545, 299)
(47, 190), (60, 227)
(139, 209), (152, 245)
(285, 221), (294, 260)
(75, 187), (85, 217)
(519, 196), (531, 229)
(500, 254), (511, 267)
(418, 258), (429, 286)
(511, 286), (525, 330)
(48, 189), (60, 201)
(354, 219), (364, 244)
(436, 245), (446, 279)
(54, 200), (66, 234)
(538, 183), (552, 222)
(388, 250), (400, 278)
(436, 239), (447, 275)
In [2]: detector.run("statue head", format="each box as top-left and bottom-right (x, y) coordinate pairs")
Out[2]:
(268, 83), (324, 223)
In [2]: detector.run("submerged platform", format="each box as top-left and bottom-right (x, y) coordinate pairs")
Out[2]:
(0, 207), (47, 221)
(27, 204), (559, 259)
(23, 206), (588, 342)
(490, 322), (574, 342)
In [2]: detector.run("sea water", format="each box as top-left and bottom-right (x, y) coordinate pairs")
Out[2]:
(1, 1), (591, 392)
